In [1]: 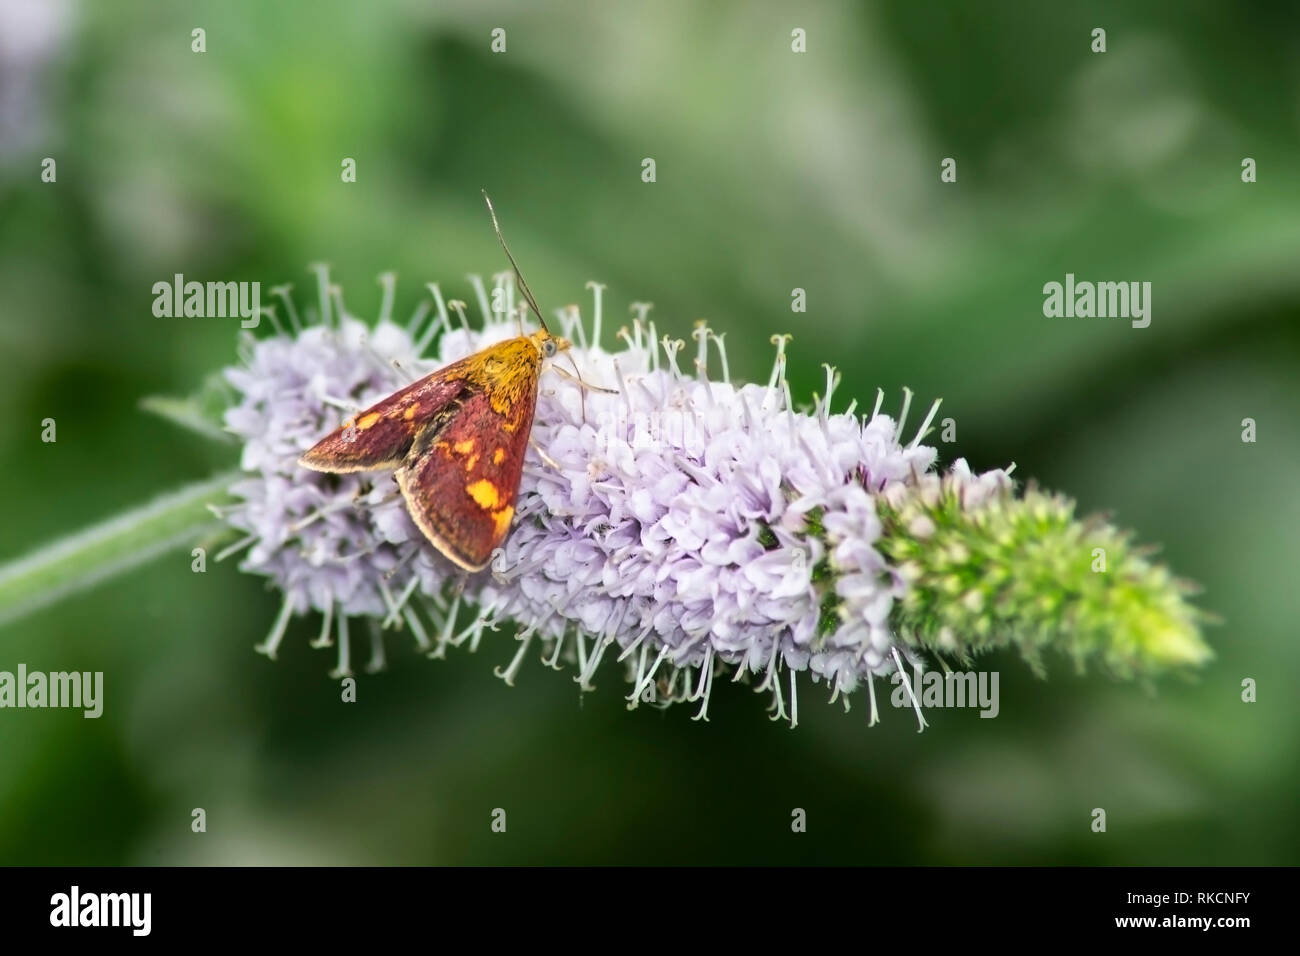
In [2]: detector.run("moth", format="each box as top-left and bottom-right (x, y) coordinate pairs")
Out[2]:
(298, 195), (579, 572)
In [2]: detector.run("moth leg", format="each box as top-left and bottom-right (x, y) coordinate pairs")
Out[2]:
(549, 363), (618, 394)
(548, 362), (618, 424)
(529, 436), (562, 471)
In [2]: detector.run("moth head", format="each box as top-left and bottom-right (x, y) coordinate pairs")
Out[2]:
(531, 329), (570, 359)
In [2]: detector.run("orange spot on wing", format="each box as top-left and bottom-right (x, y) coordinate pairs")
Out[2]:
(357, 412), (381, 429)
(467, 479), (501, 510)
(453, 439), (476, 455)
(493, 448), (505, 465)
(465, 454), (479, 471)
(492, 506), (514, 538)
(403, 405), (417, 420)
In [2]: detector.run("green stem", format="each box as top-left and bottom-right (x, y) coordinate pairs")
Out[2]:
(0, 470), (241, 629)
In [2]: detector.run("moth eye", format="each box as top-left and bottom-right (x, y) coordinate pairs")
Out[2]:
(543, 340), (556, 357)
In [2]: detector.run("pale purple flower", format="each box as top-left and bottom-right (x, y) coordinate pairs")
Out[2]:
(218, 269), (956, 723)
(220, 267), (1205, 726)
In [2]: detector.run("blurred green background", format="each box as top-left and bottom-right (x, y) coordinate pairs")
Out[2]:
(1, 0), (1296, 864)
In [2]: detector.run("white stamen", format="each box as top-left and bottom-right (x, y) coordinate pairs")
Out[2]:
(403, 601), (432, 653)
(467, 274), (492, 327)
(910, 398), (942, 449)
(500, 270), (516, 327)
(309, 263), (333, 328)
(215, 533), (257, 563)
(625, 639), (650, 706)
(891, 646), (928, 732)
(365, 621), (386, 673)
(756, 636), (782, 692)
(447, 299), (470, 333)
(660, 336), (685, 380)
(377, 271), (397, 325)
(574, 630), (589, 676)
(710, 331), (730, 384)
(788, 666), (798, 728)
(691, 648), (715, 721)
(414, 282), (449, 353)
(429, 591), (461, 659)
(544, 632), (567, 669)
(767, 659), (787, 723)
(289, 499), (354, 533)
(564, 303), (588, 350)
(494, 628), (535, 686)
(766, 334), (792, 391)
(330, 613), (352, 679)
(616, 624), (652, 663)
(259, 306), (284, 337)
(271, 284), (302, 333)
(577, 634), (613, 691)
(628, 643), (669, 706)
(646, 319), (659, 372)
(820, 364), (840, 418)
(311, 602), (334, 649)
(629, 303), (653, 352)
(896, 387), (914, 443)
(255, 596), (294, 660)
(382, 573), (421, 629)
(330, 285), (348, 327)
(586, 281), (605, 349)
(692, 320), (709, 379)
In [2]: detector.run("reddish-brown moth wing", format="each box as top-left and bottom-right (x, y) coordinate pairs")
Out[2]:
(297, 360), (473, 473)
(298, 333), (552, 572)
(396, 384), (537, 571)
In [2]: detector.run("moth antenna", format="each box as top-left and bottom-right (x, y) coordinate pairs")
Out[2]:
(482, 191), (547, 333)
(567, 351), (588, 423)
